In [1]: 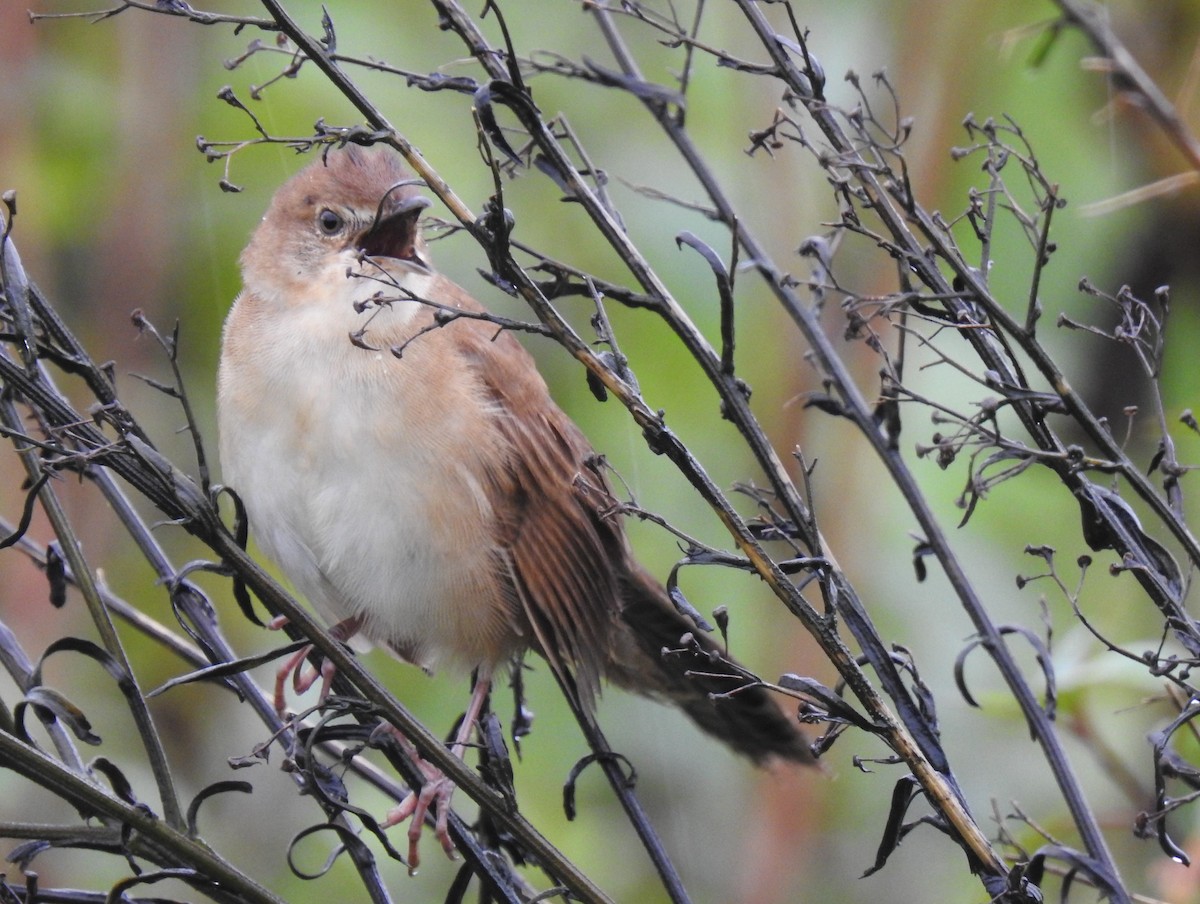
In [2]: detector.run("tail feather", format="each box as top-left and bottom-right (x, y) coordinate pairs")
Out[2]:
(605, 565), (814, 765)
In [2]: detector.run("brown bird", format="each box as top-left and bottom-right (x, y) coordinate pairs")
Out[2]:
(217, 145), (812, 865)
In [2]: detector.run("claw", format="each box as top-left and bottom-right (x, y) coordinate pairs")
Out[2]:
(273, 643), (313, 716)
(269, 615), (358, 716)
(382, 761), (458, 872)
(377, 666), (494, 870)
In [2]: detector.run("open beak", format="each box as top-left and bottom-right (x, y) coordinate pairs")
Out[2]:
(358, 194), (432, 271)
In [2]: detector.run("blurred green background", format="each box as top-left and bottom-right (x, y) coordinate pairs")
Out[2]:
(3, 1), (1200, 902)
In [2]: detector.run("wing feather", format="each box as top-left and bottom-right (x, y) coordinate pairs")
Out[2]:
(432, 279), (626, 708)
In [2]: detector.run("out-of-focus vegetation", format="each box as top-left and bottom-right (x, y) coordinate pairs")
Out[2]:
(3, 2), (1200, 902)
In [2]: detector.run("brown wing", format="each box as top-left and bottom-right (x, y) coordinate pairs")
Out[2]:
(434, 278), (627, 708)
(420, 278), (812, 764)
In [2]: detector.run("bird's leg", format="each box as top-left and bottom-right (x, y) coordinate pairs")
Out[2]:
(381, 666), (493, 871)
(268, 614), (362, 716)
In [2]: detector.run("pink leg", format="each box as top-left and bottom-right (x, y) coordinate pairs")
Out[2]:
(269, 615), (360, 716)
(382, 666), (493, 872)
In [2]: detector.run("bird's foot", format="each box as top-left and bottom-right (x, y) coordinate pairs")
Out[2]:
(267, 614), (359, 716)
(380, 746), (459, 873)
(377, 667), (494, 872)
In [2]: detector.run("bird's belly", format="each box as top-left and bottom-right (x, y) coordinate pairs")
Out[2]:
(219, 351), (519, 672)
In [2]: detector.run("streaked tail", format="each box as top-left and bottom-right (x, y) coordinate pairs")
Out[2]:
(605, 565), (814, 765)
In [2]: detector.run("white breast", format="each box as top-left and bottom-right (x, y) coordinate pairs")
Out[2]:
(217, 264), (516, 672)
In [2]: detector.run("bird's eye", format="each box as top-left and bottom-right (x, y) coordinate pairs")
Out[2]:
(317, 208), (344, 236)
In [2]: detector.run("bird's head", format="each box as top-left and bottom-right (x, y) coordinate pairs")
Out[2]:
(240, 145), (431, 305)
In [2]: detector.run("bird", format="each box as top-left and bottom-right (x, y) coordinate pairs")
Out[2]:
(217, 144), (813, 866)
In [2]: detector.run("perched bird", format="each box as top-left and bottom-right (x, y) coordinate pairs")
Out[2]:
(217, 145), (812, 864)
